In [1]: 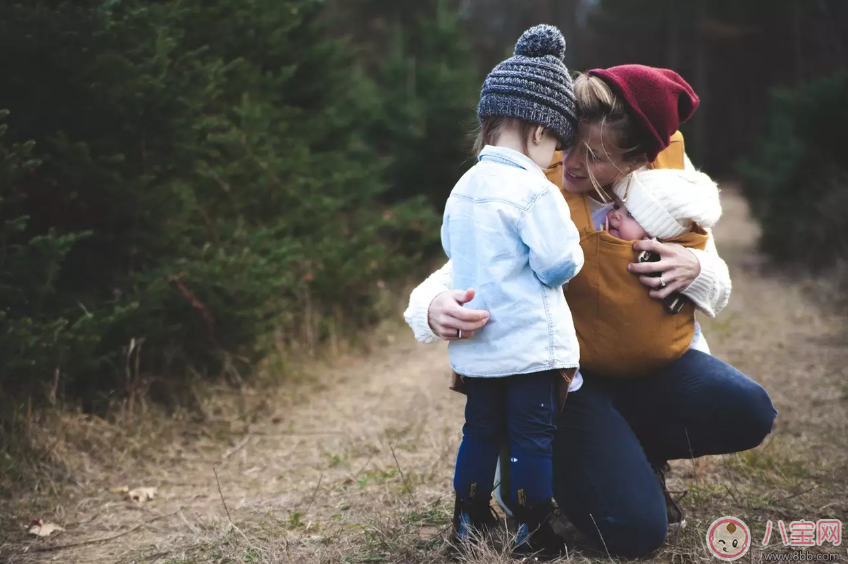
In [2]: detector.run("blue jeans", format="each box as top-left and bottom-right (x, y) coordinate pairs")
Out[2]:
(551, 350), (777, 557)
(454, 370), (558, 509)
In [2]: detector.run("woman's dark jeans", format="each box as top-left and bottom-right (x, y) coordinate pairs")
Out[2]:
(552, 350), (777, 557)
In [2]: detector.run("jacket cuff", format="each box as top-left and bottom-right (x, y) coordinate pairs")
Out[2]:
(682, 248), (718, 318)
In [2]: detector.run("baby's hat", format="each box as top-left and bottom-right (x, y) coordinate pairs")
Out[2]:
(612, 168), (722, 240)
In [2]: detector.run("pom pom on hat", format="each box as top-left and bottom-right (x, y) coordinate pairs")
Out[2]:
(613, 168), (721, 240)
(514, 24), (567, 61)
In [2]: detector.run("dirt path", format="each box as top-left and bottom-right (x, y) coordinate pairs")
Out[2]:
(4, 188), (847, 563)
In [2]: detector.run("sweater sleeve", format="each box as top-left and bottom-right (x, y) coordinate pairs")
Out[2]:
(403, 260), (454, 344)
(681, 228), (731, 318)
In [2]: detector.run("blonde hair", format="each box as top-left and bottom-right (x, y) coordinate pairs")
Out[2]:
(573, 73), (649, 201)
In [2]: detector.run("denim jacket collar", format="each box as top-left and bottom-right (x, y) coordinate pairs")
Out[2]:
(478, 145), (546, 179)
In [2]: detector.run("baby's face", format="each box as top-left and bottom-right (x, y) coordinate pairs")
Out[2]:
(606, 196), (649, 240)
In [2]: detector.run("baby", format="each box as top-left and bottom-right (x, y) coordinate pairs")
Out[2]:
(607, 168), (721, 243)
(565, 166), (722, 378)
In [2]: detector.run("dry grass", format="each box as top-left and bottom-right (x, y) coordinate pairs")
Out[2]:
(1, 187), (847, 564)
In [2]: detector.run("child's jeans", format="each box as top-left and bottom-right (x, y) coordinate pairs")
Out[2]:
(453, 370), (558, 510)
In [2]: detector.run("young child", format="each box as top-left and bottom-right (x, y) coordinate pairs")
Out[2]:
(569, 166), (721, 377)
(441, 24), (583, 555)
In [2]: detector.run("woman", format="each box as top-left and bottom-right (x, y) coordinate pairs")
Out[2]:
(404, 65), (777, 557)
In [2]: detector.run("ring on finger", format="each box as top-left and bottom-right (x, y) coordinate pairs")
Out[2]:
(659, 275), (667, 289)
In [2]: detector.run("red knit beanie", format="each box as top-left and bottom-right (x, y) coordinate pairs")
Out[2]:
(587, 65), (699, 162)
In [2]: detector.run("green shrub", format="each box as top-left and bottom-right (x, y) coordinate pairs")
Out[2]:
(0, 0), (448, 417)
(738, 71), (848, 269)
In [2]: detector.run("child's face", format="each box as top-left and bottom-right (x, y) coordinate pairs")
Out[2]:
(606, 196), (649, 240)
(527, 127), (561, 170)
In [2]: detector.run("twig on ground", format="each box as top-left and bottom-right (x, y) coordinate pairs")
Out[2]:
(352, 452), (375, 480)
(725, 453), (751, 512)
(429, 523), (452, 542)
(303, 473), (324, 517)
(772, 485), (817, 504)
(253, 430), (347, 437)
(589, 513), (614, 564)
(760, 434), (776, 453)
(685, 427), (699, 487)
(178, 509), (202, 535)
(213, 466), (233, 523)
(390, 440), (417, 505)
(211, 468), (253, 545)
(142, 551), (169, 564)
(32, 507), (183, 553)
(723, 483), (742, 507)
(221, 433), (251, 461)
(64, 513), (100, 529)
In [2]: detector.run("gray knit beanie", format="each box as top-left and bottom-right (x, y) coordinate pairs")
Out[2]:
(478, 24), (578, 145)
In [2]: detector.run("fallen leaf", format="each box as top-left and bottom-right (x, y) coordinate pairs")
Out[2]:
(27, 518), (64, 537)
(127, 486), (157, 505)
(109, 485), (129, 494)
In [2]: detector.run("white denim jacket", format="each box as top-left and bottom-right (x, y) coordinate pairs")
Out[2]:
(440, 145), (584, 377)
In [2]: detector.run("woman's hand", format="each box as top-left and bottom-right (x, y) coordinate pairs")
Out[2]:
(628, 239), (701, 300)
(428, 288), (490, 340)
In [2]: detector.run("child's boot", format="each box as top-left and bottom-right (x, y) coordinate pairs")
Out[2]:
(513, 498), (568, 558)
(450, 493), (499, 547)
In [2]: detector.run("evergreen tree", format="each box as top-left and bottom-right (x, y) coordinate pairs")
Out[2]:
(0, 0), (441, 414)
(336, 0), (481, 209)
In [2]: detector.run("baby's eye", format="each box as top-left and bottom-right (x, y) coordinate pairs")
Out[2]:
(612, 204), (620, 211)
(627, 211), (634, 218)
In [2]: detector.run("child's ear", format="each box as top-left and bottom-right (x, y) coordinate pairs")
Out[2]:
(532, 125), (545, 145)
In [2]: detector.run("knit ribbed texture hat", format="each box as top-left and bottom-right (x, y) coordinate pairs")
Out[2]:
(478, 24), (578, 146)
(588, 65), (699, 162)
(612, 168), (721, 240)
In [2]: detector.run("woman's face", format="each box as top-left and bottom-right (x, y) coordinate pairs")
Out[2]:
(561, 122), (635, 195)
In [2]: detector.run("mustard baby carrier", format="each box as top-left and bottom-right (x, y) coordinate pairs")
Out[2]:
(548, 132), (709, 378)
